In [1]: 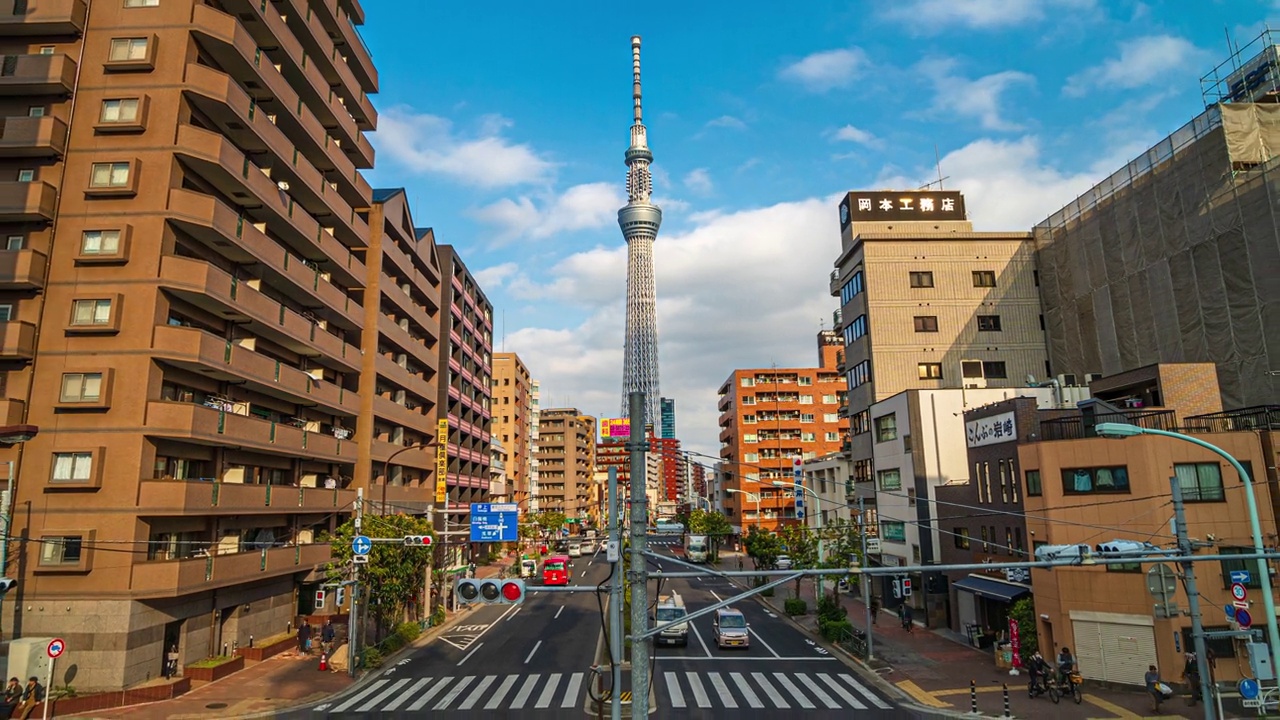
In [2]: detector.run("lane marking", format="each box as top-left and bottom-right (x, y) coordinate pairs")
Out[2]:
(689, 617), (712, 657)
(772, 673), (815, 709)
(934, 686), (1004, 697)
(894, 679), (951, 708)
(483, 675), (519, 710)
(524, 640), (543, 664)
(510, 674), (540, 708)
(838, 674), (892, 710)
(381, 677), (431, 712)
(686, 671), (712, 708)
(665, 671), (686, 708)
(816, 673), (866, 710)
(796, 673), (841, 708)
(406, 676), (453, 711)
(748, 627), (781, 658)
(456, 642), (484, 666)
(562, 672), (584, 708)
(432, 675), (475, 710)
(555, 605), (565, 619)
(535, 672), (562, 708)
(457, 675), (496, 710)
(1083, 693), (1146, 719)
(355, 678), (410, 712)
(751, 671), (790, 709)
(709, 590), (723, 602)
(708, 672), (737, 708)
(442, 605), (519, 651)
(731, 671), (764, 708)
(329, 679), (388, 713)
(655, 655), (835, 661)
(506, 607), (521, 622)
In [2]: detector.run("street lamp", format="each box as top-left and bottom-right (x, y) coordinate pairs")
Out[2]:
(381, 438), (436, 515)
(774, 479), (828, 597)
(725, 488), (760, 532)
(1095, 422), (1280, 677)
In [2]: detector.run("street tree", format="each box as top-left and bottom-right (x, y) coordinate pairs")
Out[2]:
(687, 509), (733, 562)
(531, 511), (567, 537)
(324, 514), (434, 640)
(778, 523), (819, 597)
(743, 526), (783, 571)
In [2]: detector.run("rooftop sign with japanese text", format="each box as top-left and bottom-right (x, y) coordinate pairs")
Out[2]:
(839, 190), (966, 229)
(966, 411), (1016, 448)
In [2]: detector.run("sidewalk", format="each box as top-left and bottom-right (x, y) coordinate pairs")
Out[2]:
(63, 555), (518, 720)
(713, 552), (1197, 720)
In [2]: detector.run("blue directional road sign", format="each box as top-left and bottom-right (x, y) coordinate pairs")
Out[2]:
(352, 535), (372, 556)
(471, 503), (518, 543)
(1231, 570), (1252, 584)
(1227, 604), (1238, 623)
(1240, 678), (1261, 700)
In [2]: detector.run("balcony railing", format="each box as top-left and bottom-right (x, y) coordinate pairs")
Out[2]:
(1181, 406), (1280, 434)
(1038, 408), (1178, 442)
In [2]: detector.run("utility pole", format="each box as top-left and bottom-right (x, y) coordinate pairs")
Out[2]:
(1170, 476), (1215, 718)
(349, 488), (362, 678)
(627, 391), (650, 717)
(859, 496), (874, 661)
(607, 467), (623, 720)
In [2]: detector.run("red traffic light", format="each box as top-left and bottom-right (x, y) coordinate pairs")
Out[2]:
(501, 580), (525, 603)
(403, 535), (433, 547)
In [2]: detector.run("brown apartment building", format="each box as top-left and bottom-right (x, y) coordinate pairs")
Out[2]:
(492, 352), (532, 508)
(717, 332), (846, 533)
(536, 408), (596, 524)
(0, 0), (378, 690)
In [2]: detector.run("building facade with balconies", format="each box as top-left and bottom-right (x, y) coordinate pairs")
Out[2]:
(0, 0), (378, 690)
(492, 352), (532, 507)
(535, 408), (597, 523)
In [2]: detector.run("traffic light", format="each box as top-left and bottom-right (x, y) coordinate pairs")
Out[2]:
(901, 578), (913, 597)
(1094, 539), (1153, 555)
(1034, 543), (1091, 562)
(455, 578), (526, 605)
(403, 535), (433, 547)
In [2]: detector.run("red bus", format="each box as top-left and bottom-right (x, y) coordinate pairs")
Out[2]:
(542, 555), (571, 585)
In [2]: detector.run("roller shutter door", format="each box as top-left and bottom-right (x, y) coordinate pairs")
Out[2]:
(1072, 619), (1157, 687)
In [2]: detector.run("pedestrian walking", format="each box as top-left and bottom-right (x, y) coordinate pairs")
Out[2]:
(321, 618), (336, 653)
(737, 556), (744, 572)
(869, 596), (881, 625)
(1145, 664), (1169, 713)
(902, 604), (914, 632)
(297, 622), (312, 654)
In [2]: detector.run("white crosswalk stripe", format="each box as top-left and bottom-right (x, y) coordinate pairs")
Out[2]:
(657, 670), (894, 711)
(330, 672), (588, 713)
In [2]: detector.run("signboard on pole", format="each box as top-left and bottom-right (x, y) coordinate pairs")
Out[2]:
(435, 419), (449, 504)
(471, 503), (518, 542)
(46, 639), (64, 659)
(792, 457), (804, 520)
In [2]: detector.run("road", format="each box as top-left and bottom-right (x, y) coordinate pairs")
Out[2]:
(285, 536), (901, 718)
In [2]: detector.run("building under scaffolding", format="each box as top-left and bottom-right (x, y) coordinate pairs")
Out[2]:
(1034, 71), (1280, 409)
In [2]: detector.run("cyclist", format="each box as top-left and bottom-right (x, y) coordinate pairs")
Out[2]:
(1057, 647), (1076, 686)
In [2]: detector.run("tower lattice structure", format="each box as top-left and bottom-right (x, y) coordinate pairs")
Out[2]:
(618, 35), (663, 426)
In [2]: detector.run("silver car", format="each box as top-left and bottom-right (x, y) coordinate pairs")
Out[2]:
(713, 608), (750, 649)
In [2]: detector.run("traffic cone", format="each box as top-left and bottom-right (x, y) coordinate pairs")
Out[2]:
(318, 651), (328, 672)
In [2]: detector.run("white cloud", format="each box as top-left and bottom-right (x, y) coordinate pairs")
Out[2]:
(705, 115), (747, 130)
(1063, 35), (1208, 97)
(373, 107), (556, 188)
(832, 124), (877, 145)
(683, 168), (714, 194)
(923, 58), (1035, 131)
(778, 48), (868, 92)
(468, 182), (626, 246)
(473, 262), (520, 290)
(882, 0), (1097, 32)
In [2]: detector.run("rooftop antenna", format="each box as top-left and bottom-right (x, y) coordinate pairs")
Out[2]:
(935, 143), (945, 190)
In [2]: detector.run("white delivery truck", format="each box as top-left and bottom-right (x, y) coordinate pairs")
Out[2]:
(684, 534), (709, 563)
(654, 592), (689, 646)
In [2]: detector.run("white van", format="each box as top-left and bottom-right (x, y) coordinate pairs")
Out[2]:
(654, 592), (689, 646)
(685, 535), (709, 563)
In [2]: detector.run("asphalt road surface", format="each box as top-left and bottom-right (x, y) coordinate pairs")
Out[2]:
(284, 536), (902, 718)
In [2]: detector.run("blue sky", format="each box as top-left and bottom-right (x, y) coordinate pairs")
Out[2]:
(361, 0), (1275, 458)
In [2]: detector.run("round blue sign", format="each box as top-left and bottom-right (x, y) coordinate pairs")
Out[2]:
(352, 535), (372, 555)
(1238, 608), (1254, 629)
(1240, 678), (1260, 700)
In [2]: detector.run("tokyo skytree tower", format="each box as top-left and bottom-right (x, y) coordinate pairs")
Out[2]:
(618, 35), (663, 426)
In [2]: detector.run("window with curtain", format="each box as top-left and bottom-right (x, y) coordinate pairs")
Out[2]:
(1061, 466), (1130, 494)
(1175, 462), (1225, 502)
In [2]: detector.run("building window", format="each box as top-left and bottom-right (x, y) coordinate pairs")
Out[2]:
(980, 526), (989, 552)
(917, 362), (942, 380)
(801, 432), (815, 442)
(27, 106), (44, 117)
(60, 373), (102, 402)
(743, 434), (757, 444)
(5, 235), (22, 250)
(874, 413), (897, 442)
(108, 37), (149, 61)
(909, 271), (934, 288)
(851, 410), (870, 436)
(89, 162), (131, 188)
(853, 459), (872, 483)
(800, 413), (815, 423)
(847, 360), (871, 389)
(1175, 463), (1225, 502)
(124, 0), (160, 6)
(881, 521), (906, 542)
(40, 536), (83, 566)
(972, 270), (997, 287)
(877, 468), (901, 491)
(80, 230), (121, 255)
(1014, 527), (1025, 556)
(744, 453), (759, 463)
(825, 432), (839, 442)
(823, 412), (839, 422)
(821, 394), (838, 403)
(798, 395), (813, 404)
(1005, 528), (1015, 555)
(983, 361), (1008, 379)
(840, 271), (865, 304)
(39, 46), (54, 55)
(16, 169), (34, 182)
(907, 488), (916, 506)
(51, 452), (92, 483)
(740, 377), (754, 387)
(798, 377), (812, 386)
(954, 527), (971, 549)
(0, 305), (12, 322)
(913, 316), (938, 332)
(70, 299), (112, 326)
(977, 315), (1002, 331)
(998, 460), (1009, 502)
(1062, 466), (1130, 494)
(100, 98), (140, 123)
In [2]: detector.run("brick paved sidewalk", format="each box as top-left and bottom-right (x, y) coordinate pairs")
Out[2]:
(713, 552), (1199, 719)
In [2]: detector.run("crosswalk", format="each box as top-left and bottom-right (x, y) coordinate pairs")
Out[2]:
(322, 672), (587, 714)
(661, 670), (894, 711)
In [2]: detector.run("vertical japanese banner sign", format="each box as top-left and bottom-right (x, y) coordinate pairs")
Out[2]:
(435, 419), (449, 504)
(792, 456), (804, 519)
(1009, 618), (1022, 668)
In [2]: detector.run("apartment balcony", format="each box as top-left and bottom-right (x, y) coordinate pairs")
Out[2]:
(143, 400), (357, 463)
(273, 0), (377, 124)
(380, 237), (440, 295)
(129, 543), (332, 598)
(166, 188), (362, 331)
(310, 0), (377, 97)
(376, 313), (436, 373)
(0, 116), (65, 158)
(0, 181), (55, 222)
(0, 398), (23, 425)
(1038, 409), (1178, 442)
(137, 478), (356, 515)
(382, 284), (437, 346)
(0, 321), (34, 360)
(0, 53), (76, 95)
(151, 324), (359, 418)
(0, 248), (45, 290)
(377, 482), (433, 515)
(373, 394), (433, 433)
(374, 353), (433, 399)
(0, 0), (86, 35)
(371, 439), (435, 472)
(1182, 405), (1280, 434)
(158, 255), (360, 373)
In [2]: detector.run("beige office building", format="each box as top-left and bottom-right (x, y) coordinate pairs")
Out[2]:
(534, 408), (596, 522)
(492, 352), (533, 507)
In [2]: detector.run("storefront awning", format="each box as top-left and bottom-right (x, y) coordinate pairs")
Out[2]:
(953, 575), (1031, 603)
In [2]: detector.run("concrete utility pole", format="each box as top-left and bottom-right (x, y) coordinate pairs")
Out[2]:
(349, 488), (362, 678)
(859, 496), (874, 661)
(627, 391), (650, 716)
(1170, 476), (1215, 718)
(607, 467), (623, 720)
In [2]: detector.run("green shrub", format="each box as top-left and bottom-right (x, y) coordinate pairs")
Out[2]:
(817, 594), (847, 623)
(362, 648), (383, 669)
(395, 622), (421, 644)
(430, 606), (446, 627)
(819, 618), (854, 642)
(784, 598), (808, 616)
